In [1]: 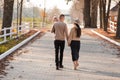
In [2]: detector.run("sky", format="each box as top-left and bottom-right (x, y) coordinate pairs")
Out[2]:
(26, 0), (117, 11)
(29, 0), (72, 10)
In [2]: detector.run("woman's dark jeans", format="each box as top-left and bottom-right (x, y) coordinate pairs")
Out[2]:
(70, 40), (80, 61)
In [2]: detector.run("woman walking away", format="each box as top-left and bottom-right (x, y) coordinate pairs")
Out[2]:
(68, 21), (81, 70)
(53, 16), (58, 23)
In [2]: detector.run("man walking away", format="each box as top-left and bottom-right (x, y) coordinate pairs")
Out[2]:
(51, 14), (68, 70)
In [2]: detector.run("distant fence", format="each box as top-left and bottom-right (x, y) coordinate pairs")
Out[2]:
(109, 20), (117, 33)
(0, 23), (30, 45)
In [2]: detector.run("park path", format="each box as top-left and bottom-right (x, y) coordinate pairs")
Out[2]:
(0, 28), (120, 80)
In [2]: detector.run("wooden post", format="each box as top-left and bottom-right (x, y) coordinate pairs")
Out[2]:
(4, 28), (7, 42)
(10, 27), (12, 39)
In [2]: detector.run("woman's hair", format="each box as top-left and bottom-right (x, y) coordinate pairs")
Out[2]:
(53, 16), (58, 22)
(74, 23), (81, 37)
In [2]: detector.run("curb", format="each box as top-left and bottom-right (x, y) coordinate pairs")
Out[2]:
(91, 29), (120, 46)
(0, 31), (40, 60)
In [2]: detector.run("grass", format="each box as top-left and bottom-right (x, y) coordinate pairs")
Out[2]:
(0, 37), (11, 42)
(0, 38), (4, 42)
(0, 30), (37, 54)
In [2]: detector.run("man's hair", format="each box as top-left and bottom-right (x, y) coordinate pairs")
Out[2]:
(59, 14), (65, 19)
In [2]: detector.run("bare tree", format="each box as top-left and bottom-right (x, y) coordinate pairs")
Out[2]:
(70, 0), (84, 24)
(47, 6), (61, 22)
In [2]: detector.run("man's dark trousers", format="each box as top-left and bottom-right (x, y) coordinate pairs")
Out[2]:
(54, 40), (65, 67)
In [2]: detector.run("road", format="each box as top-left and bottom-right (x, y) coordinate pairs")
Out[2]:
(0, 29), (120, 80)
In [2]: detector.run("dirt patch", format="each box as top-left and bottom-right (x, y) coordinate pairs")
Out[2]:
(39, 27), (51, 32)
(95, 29), (120, 43)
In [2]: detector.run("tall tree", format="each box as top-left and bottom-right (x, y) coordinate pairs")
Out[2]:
(101, 0), (106, 31)
(2, 0), (14, 33)
(99, 0), (111, 31)
(105, 0), (111, 31)
(90, 0), (99, 28)
(84, 0), (91, 28)
(116, 1), (120, 38)
(99, 0), (103, 28)
(19, 0), (23, 25)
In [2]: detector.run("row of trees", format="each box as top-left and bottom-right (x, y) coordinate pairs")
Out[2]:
(67, 0), (120, 38)
(1, 0), (61, 30)
(1, 0), (42, 32)
(2, 0), (24, 33)
(1, 0), (120, 38)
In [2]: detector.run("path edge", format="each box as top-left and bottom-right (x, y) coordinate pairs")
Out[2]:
(91, 29), (120, 46)
(0, 31), (41, 60)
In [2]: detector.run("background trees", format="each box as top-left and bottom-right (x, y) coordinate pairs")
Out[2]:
(1, 0), (120, 38)
(99, 0), (111, 31)
(47, 6), (61, 23)
(70, 0), (84, 24)
(67, 0), (120, 39)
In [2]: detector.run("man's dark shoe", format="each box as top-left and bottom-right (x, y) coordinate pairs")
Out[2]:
(56, 66), (59, 70)
(59, 65), (64, 68)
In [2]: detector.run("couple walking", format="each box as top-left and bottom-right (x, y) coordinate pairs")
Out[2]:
(51, 14), (81, 70)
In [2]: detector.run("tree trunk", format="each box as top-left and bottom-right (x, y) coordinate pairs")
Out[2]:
(100, 0), (106, 31)
(2, 0), (14, 33)
(19, 0), (23, 25)
(104, 0), (111, 32)
(116, 1), (120, 38)
(99, 0), (103, 28)
(102, 0), (107, 31)
(84, 0), (91, 28)
(90, 0), (99, 28)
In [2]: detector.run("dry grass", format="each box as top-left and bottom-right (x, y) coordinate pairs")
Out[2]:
(95, 29), (120, 43)
(0, 30), (37, 54)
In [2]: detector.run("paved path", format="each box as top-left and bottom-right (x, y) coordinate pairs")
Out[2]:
(0, 29), (120, 80)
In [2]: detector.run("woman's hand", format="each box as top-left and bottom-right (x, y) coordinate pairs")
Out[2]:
(68, 43), (70, 46)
